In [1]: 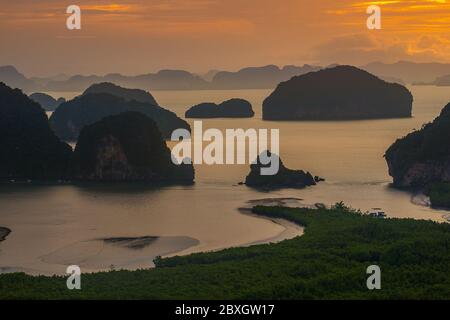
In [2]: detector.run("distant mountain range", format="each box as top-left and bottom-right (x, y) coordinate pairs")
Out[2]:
(210, 64), (321, 89)
(416, 74), (450, 86)
(3, 61), (450, 93)
(360, 61), (450, 84)
(0, 66), (39, 92)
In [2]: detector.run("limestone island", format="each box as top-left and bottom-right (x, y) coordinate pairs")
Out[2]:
(50, 83), (190, 141)
(263, 65), (413, 120)
(185, 99), (254, 118)
(83, 82), (159, 105)
(70, 112), (194, 183)
(385, 102), (450, 208)
(244, 151), (319, 189)
(0, 82), (72, 181)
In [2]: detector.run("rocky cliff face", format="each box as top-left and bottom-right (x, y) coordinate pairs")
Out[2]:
(263, 65), (413, 120)
(385, 102), (450, 188)
(386, 158), (450, 188)
(70, 112), (194, 183)
(91, 135), (134, 180)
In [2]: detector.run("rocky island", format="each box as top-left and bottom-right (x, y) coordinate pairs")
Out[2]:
(385, 102), (450, 208)
(29, 92), (66, 111)
(0, 83), (72, 181)
(50, 83), (190, 141)
(70, 112), (194, 183)
(82, 82), (159, 105)
(262, 65), (413, 120)
(244, 151), (318, 189)
(185, 99), (254, 118)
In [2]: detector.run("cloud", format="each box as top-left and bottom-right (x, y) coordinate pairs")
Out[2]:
(312, 33), (450, 65)
(326, 0), (450, 33)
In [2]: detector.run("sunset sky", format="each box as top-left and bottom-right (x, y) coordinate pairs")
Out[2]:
(1, 0), (450, 76)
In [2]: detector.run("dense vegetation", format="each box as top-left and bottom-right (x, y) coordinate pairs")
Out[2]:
(1, 203), (450, 299)
(49, 92), (190, 141)
(71, 112), (194, 182)
(428, 183), (450, 208)
(263, 65), (413, 120)
(385, 102), (450, 187)
(0, 82), (72, 180)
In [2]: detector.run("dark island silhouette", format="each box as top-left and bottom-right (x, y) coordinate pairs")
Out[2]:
(70, 112), (194, 183)
(185, 99), (254, 118)
(385, 102), (450, 208)
(0, 83), (72, 181)
(263, 65), (413, 121)
(0, 84), (195, 184)
(244, 151), (319, 189)
(29, 92), (66, 111)
(49, 83), (190, 141)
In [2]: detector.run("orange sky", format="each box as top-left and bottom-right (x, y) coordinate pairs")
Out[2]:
(1, 0), (450, 76)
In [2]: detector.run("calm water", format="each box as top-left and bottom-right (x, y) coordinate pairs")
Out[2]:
(1, 86), (449, 275)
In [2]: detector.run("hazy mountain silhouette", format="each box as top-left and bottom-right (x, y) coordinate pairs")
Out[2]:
(201, 70), (221, 82)
(6, 61), (450, 93)
(46, 70), (209, 92)
(0, 64), (325, 92)
(361, 61), (450, 84)
(29, 93), (66, 111)
(30, 74), (70, 87)
(0, 66), (40, 92)
(422, 74), (450, 86)
(211, 64), (321, 89)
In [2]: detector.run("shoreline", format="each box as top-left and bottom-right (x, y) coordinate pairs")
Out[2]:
(161, 206), (305, 261)
(237, 208), (304, 246)
(165, 198), (308, 259)
(0, 198), (302, 276)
